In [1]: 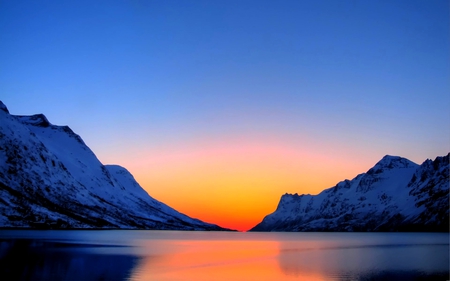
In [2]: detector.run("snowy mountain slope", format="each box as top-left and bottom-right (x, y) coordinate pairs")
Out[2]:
(406, 155), (449, 228)
(0, 101), (228, 230)
(251, 154), (449, 232)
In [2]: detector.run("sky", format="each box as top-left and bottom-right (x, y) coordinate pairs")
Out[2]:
(1, 0), (449, 231)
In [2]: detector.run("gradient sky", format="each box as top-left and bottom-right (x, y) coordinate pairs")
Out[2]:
(1, 0), (449, 231)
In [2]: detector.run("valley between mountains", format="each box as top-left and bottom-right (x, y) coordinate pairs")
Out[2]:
(0, 101), (448, 232)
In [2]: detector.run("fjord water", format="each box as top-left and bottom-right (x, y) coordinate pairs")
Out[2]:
(0, 231), (448, 281)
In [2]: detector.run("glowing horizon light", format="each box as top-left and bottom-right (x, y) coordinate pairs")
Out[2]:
(118, 135), (388, 231)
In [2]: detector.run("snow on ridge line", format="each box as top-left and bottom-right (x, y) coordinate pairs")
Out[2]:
(0, 100), (229, 230)
(281, 155), (419, 199)
(17, 114), (51, 127)
(250, 153), (449, 232)
(0, 101), (9, 113)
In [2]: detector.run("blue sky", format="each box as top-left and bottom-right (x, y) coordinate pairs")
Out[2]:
(2, 0), (448, 161)
(1, 0), (449, 228)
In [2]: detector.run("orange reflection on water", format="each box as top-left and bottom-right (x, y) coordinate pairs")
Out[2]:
(128, 238), (327, 281)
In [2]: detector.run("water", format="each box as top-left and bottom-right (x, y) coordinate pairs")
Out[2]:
(0, 230), (448, 280)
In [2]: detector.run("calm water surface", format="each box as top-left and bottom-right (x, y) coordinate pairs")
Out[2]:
(0, 230), (448, 280)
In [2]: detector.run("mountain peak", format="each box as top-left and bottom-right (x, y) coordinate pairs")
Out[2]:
(17, 114), (51, 127)
(0, 101), (9, 114)
(370, 155), (417, 172)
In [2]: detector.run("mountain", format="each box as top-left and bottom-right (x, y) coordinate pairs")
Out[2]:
(250, 154), (449, 232)
(0, 101), (229, 230)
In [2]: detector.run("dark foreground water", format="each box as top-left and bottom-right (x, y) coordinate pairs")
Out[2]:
(0, 230), (448, 281)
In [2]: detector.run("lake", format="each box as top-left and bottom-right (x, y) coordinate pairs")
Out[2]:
(0, 230), (448, 280)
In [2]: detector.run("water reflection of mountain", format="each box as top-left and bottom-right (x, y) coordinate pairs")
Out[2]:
(1, 232), (448, 280)
(0, 239), (141, 281)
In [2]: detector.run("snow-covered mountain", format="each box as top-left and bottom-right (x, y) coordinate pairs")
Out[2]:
(0, 101), (229, 230)
(251, 154), (449, 232)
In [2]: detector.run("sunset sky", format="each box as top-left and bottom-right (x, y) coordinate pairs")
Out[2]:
(1, 0), (449, 231)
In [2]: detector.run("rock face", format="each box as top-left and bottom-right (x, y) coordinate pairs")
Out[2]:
(0, 101), (228, 230)
(251, 154), (449, 232)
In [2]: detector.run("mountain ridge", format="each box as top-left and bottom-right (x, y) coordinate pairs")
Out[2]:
(250, 153), (449, 232)
(0, 101), (231, 231)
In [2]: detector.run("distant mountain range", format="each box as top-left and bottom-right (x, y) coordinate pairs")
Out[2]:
(0, 101), (229, 230)
(251, 153), (449, 232)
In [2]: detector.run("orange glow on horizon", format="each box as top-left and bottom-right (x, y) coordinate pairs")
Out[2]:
(112, 135), (379, 231)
